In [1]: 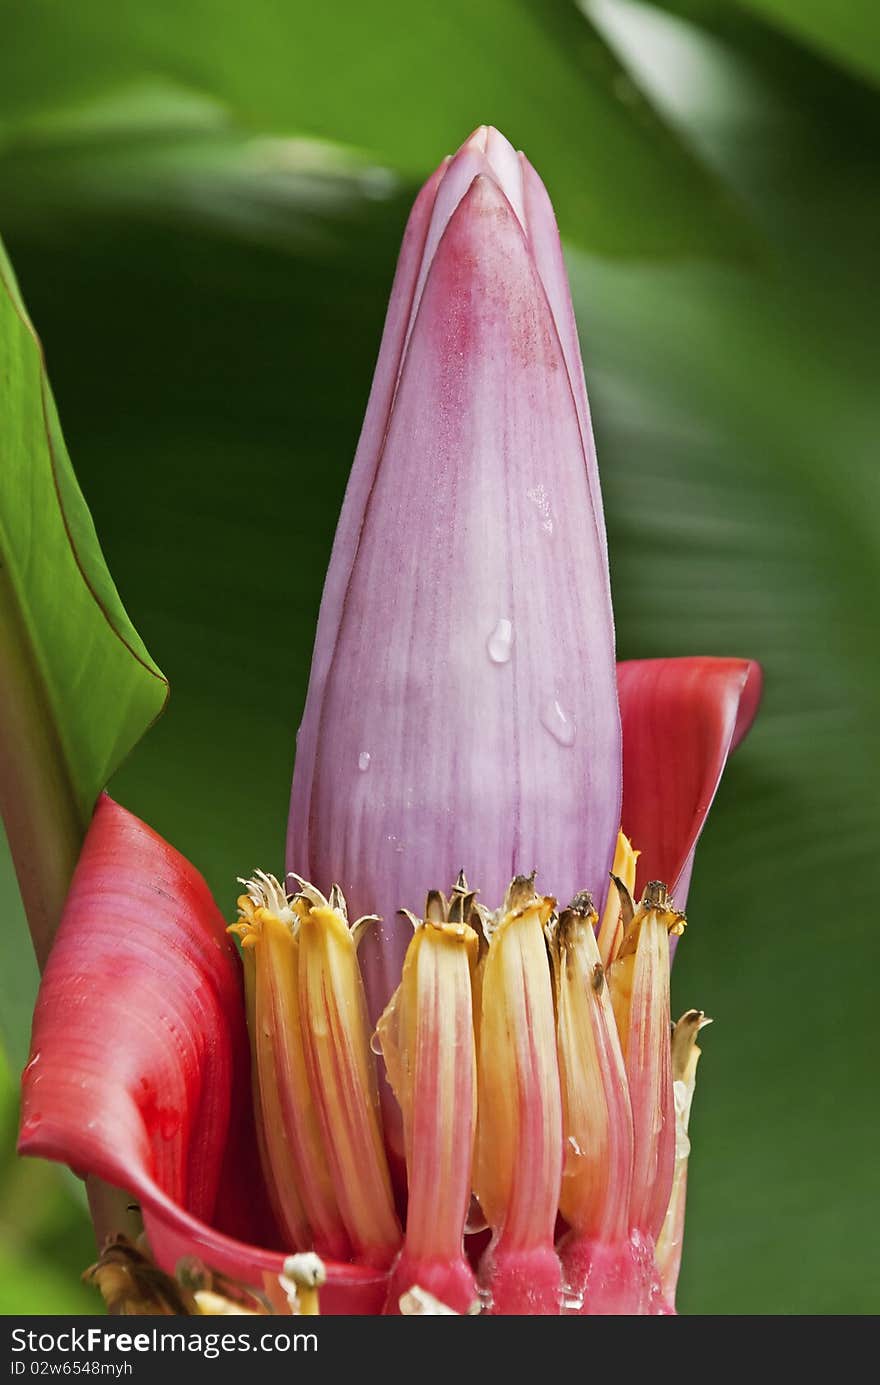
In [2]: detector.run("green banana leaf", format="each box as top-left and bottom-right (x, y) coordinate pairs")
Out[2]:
(0, 0), (748, 257)
(737, 0), (880, 88)
(645, 0), (880, 88)
(0, 240), (167, 982)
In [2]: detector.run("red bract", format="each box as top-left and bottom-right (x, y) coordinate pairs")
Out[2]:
(18, 794), (387, 1313)
(618, 657), (763, 905)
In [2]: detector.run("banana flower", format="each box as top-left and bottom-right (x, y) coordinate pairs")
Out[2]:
(17, 128), (761, 1315)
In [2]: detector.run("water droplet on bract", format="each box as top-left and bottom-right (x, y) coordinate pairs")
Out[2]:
(369, 1031), (383, 1057)
(567, 1135), (584, 1158)
(357, 750), (371, 772)
(486, 617), (514, 665)
(476, 1284), (494, 1314)
(541, 698), (576, 747)
(562, 1285), (585, 1312)
(23, 1051), (40, 1076)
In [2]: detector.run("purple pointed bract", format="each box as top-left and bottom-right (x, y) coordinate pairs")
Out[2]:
(287, 127), (621, 1021)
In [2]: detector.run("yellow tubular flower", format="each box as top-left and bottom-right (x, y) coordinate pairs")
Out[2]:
(550, 894), (633, 1248)
(655, 1009), (712, 1307)
(607, 881), (686, 1243)
(231, 875), (348, 1261)
(294, 882), (401, 1269)
(473, 877), (563, 1314)
(597, 831), (640, 967)
(377, 878), (480, 1314)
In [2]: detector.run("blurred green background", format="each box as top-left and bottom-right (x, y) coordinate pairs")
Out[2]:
(1, 0), (878, 1315)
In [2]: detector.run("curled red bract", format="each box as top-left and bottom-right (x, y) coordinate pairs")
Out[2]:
(17, 793), (387, 1314)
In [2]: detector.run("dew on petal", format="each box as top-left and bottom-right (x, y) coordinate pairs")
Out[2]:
(541, 698), (576, 747)
(357, 751), (372, 772)
(486, 618), (514, 665)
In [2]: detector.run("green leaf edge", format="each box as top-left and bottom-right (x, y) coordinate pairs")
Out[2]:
(0, 235), (168, 961)
(0, 240), (167, 691)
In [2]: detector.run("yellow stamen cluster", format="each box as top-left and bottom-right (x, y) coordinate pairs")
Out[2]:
(229, 851), (707, 1314)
